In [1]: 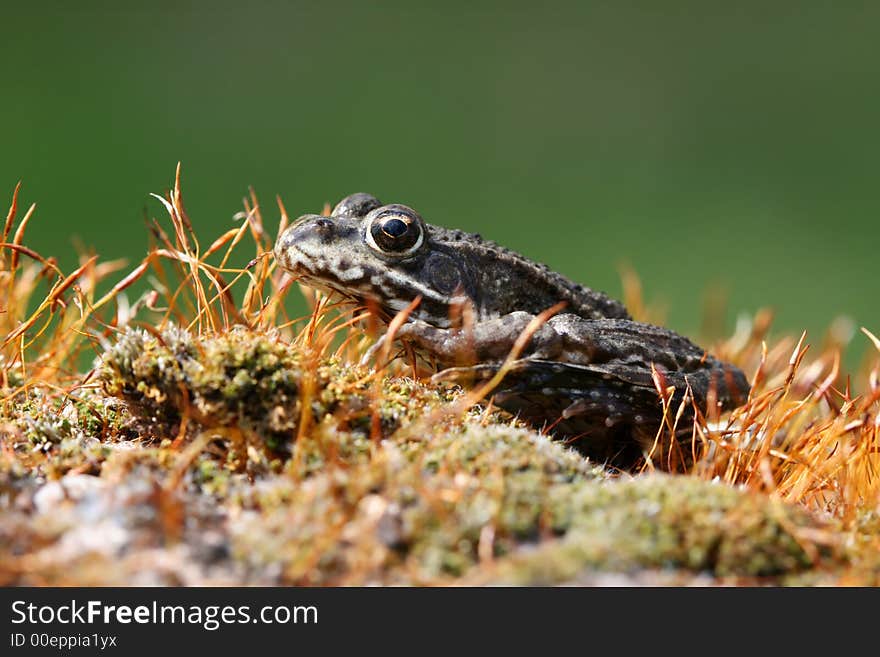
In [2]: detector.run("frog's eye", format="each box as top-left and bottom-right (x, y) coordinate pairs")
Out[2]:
(364, 205), (425, 256)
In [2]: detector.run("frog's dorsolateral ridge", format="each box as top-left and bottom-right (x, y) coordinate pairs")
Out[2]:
(274, 193), (750, 468)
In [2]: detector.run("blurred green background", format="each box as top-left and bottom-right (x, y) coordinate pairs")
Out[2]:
(3, 2), (878, 362)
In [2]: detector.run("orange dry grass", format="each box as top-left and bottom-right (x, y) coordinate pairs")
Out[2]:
(1, 167), (878, 537)
(0, 167), (363, 380)
(698, 321), (880, 523)
(622, 272), (880, 529)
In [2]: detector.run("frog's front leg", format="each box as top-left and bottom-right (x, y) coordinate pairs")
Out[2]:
(366, 311), (564, 367)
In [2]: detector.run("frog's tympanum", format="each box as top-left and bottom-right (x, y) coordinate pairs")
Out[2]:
(274, 193), (749, 468)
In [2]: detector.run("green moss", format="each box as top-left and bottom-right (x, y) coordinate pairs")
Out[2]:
(2, 325), (859, 586)
(98, 326), (458, 461)
(100, 326), (301, 436)
(229, 424), (826, 584)
(488, 475), (821, 584)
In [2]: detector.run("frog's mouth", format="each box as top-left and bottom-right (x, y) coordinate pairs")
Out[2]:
(277, 254), (397, 319)
(297, 272), (369, 305)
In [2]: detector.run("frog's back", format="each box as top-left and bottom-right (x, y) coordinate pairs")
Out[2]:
(428, 225), (630, 321)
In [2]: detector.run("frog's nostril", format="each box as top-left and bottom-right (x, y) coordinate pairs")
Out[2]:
(311, 217), (335, 243)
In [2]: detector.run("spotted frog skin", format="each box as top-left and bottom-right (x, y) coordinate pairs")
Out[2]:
(274, 193), (749, 467)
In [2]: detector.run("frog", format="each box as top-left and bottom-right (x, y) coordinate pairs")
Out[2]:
(274, 193), (750, 468)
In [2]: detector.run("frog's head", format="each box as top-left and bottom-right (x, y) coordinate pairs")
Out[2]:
(274, 193), (471, 326)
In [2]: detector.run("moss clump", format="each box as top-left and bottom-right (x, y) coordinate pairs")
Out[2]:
(0, 387), (125, 478)
(98, 326), (460, 460)
(230, 425), (826, 584)
(486, 475), (822, 584)
(229, 425), (607, 584)
(99, 325), (302, 439)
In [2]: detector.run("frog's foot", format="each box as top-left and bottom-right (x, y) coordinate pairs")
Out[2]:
(359, 321), (444, 368)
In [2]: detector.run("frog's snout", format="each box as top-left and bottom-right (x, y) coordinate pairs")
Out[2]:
(275, 214), (335, 256)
